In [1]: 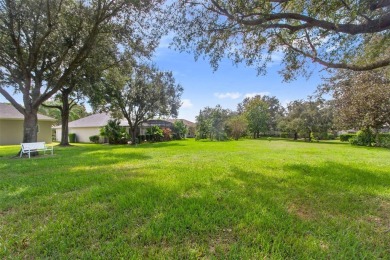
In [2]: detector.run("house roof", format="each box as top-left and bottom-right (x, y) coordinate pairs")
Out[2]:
(52, 113), (195, 129)
(0, 103), (56, 121)
(165, 119), (196, 127)
(52, 113), (128, 129)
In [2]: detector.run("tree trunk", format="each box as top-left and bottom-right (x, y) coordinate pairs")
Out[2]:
(374, 128), (380, 146)
(60, 91), (71, 146)
(131, 127), (137, 145)
(23, 111), (39, 143)
(21, 110), (39, 157)
(366, 126), (372, 147)
(294, 132), (298, 140)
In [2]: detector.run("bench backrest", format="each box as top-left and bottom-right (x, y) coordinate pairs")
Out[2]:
(21, 142), (46, 150)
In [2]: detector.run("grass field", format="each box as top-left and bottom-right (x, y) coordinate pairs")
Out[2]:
(0, 139), (389, 258)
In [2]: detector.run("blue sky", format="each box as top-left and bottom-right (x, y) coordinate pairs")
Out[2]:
(153, 35), (327, 122)
(0, 36), (327, 122)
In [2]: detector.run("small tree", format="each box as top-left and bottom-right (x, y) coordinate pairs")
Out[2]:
(100, 119), (129, 144)
(146, 126), (164, 142)
(173, 120), (188, 139)
(243, 97), (270, 138)
(196, 105), (231, 141)
(226, 115), (248, 140)
(162, 127), (172, 141)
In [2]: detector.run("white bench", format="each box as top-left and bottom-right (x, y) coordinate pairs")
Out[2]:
(20, 142), (54, 158)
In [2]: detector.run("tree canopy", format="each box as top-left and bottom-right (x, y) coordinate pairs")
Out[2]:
(196, 105), (231, 140)
(170, 0), (390, 80)
(321, 68), (390, 135)
(241, 97), (270, 138)
(0, 0), (164, 143)
(278, 99), (334, 140)
(93, 63), (183, 144)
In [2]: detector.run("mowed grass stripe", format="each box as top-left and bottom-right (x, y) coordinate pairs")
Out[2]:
(0, 139), (389, 258)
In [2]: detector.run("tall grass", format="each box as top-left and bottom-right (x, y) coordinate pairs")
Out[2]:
(0, 139), (389, 258)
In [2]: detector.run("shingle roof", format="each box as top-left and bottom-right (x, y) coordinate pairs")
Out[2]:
(0, 103), (56, 121)
(52, 113), (195, 129)
(165, 118), (196, 127)
(53, 113), (128, 129)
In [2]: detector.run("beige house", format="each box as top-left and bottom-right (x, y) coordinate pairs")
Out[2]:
(0, 103), (56, 145)
(53, 113), (128, 143)
(53, 113), (196, 143)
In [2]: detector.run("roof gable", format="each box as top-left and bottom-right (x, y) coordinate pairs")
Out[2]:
(54, 113), (128, 128)
(53, 113), (195, 129)
(0, 103), (56, 121)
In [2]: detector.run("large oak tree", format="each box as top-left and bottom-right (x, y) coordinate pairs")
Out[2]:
(93, 63), (183, 144)
(321, 68), (390, 142)
(170, 0), (390, 80)
(0, 0), (163, 143)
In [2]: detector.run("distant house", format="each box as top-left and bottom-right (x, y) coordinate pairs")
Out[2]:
(164, 119), (196, 138)
(53, 113), (196, 143)
(0, 103), (56, 145)
(53, 113), (128, 143)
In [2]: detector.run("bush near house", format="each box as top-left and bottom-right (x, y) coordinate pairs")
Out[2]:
(349, 129), (374, 146)
(100, 119), (129, 144)
(340, 134), (356, 142)
(377, 133), (390, 148)
(89, 135), (100, 144)
(68, 133), (76, 143)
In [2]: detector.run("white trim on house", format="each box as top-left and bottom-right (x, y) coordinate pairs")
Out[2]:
(0, 103), (56, 145)
(52, 113), (196, 143)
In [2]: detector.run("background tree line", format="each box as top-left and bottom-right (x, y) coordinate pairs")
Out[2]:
(195, 79), (390, 148)
(0, 0), (389, 150)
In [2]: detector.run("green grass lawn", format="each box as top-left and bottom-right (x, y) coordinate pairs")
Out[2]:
(0, 139), (389, 258)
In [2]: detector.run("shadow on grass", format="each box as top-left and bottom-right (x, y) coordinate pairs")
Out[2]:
(282, 139), (350, 146)
(138, 142), (188, 149)
(226, 162), (390, 257)
(1, 158), (389, 258)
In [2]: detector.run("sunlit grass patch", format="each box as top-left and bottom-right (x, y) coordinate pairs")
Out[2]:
(0, 139), (389, 258)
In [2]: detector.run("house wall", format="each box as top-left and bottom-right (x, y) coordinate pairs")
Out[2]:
(55, 126), (132, 143)
(0, 119), (53, 145)
(38, 121), (54, 143)
(56, 127), (102, 143)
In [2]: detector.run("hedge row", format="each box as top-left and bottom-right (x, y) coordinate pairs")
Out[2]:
(340, 134), (356, 142)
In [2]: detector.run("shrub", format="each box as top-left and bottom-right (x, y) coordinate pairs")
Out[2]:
(376, 134), (390, 148)
(89, 135), (100, 144)
(146, 126), (164, 142)
(68, 133), (76, 143)
(100, 119), (129, 144)
(349, 129), (374, 146)
(340, 134), (355, 142)
(162, 127), (172, 141)
(310, 132), (318, 142)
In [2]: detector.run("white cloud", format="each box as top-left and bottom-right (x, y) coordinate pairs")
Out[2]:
(181, 99), (193, 108)
(281, 99), (291, 108)
(153, 32), (175, 58)
(214, 92), (242, 99)
(244, 92), (271, 98)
